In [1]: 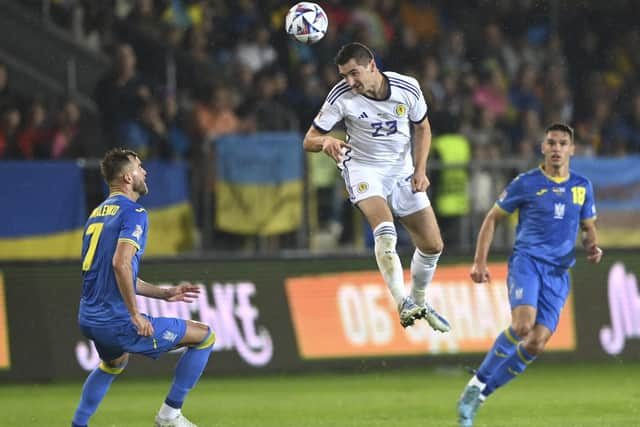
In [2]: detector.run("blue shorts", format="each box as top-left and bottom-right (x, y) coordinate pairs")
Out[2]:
(507, 252), (570, 333)
(80, 315), (187, 361)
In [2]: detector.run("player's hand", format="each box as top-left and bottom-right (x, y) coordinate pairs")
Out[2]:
(470, 262), (491, 283)
(321, 137), (351, 163)
(411, 171), (430, 193)
(586, 245), (603, 264)
(132, 313), (154, 336)
(166, 282), (201, 303)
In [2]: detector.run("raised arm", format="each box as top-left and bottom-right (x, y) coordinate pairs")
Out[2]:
(137, 278), (201, 302)
(470, 206), (508, 283)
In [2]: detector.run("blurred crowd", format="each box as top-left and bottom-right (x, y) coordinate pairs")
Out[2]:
(2, 0), (640, 163)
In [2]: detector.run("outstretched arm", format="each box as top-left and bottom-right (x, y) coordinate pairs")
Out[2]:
(303, 125), (351, 162)
(580, 219), (603, 263)
(136, 279), (201, 302)
(470, 206), (507, 283)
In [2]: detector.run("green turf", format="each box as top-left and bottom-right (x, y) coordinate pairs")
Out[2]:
(1, 362), (638, 426)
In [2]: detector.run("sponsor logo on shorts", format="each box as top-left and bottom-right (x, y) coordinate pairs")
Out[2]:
(514, 288), (524, 300)
(162, 330), (178, 342)
(356, 182), (369, 193)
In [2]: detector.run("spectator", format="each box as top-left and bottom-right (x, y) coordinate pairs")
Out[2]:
(243, 70), (296, 131)
(0, 63), (19, 111)
(51, 99), (82, 159)
(17, 98), (51, 159)
(473, 63), (509, 119)
(234, 26), (277, 73)
(116, 97), (173, 159)
(191, 83), (241, 143)
(0, 104), (21, 159)
(94, 43), (151, 148)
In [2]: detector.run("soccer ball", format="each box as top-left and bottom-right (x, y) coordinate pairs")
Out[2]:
(285, 2), (328, 45)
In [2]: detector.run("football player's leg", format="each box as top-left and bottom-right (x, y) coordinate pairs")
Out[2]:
(483, 262), (568, 397)
(157, 320), (215, 423)
(399, 206), (443, 304)
(359, 197), (407, 304)
(482, 324), (550, 399)
(399, 204), (449, 332)
(72, 353), (129, 427)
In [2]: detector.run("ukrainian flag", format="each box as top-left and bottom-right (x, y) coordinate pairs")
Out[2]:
(215, 133), (304, 235)
(132, 160), (195, 256)
(0, 161), (85, 259)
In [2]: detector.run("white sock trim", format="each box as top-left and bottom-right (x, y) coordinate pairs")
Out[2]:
(158, 403), (181, 420)
(469, 375), (486, 392)
(373, 222), (406, 306)
(410, 250), (441, 305)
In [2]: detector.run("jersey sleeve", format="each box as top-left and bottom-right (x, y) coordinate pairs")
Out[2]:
(118, 207), (148, 250)
(312, 100), (343, 134)
(408, 77), (428, 124)
(495, 174), (526, 214)
(581, 179), (597, 221)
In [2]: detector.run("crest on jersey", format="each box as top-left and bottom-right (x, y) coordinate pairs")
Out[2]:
(554, 203), (565, 219)
(498, 189), (507, 202)
(132, 224), (143, 239)
(356, 182), (369, 193)
(395, 104), (407, 117)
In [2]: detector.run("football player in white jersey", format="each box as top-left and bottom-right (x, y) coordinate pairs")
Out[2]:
(303, 42), (450, 332)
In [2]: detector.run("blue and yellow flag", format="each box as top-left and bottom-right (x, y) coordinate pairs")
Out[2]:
(0, 161), (85, 259)
(215, 133), (304, 235)
(126, 160), (194, 256)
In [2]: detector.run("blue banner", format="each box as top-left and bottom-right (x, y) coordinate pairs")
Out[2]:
(215, 133), (304, 235)
(139, 160), (190, 208)
(0, 161), (85, 259)
(127, 160), (194, 255)
(0, 161), (85, 237)
(572, 155), (640, 211)
(216, 132), (304, 184)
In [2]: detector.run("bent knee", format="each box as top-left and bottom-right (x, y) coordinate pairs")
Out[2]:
(418, 241), (443, 255)
(196, 326), (216, 350)
(523, 337), (547, 355)
(512, 323), (534, 339)
(101, 353), (129, 374)
(185, 320), (215, 349)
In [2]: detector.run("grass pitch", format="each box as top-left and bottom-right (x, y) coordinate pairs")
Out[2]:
(1, 362), (638, 427)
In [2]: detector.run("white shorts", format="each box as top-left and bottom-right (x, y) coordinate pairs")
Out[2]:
(341, 162), (430, 217)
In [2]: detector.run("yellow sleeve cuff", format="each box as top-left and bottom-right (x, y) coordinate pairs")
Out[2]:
(118, 238), (140, 250)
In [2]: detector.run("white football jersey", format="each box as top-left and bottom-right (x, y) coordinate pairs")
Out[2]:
(313, 71), (428, 168)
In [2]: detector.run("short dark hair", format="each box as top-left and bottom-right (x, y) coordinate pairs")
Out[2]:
(100, 148), (139, 184)
(335, 42), (374, 66)
(545, 123), (574, 141)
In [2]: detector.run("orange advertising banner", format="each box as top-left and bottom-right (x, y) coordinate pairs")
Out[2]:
(285, 264), (575, 359)
(0, 272), (10, 368)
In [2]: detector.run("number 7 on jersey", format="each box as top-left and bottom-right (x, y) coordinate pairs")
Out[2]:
(82, 223), (104, 271)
